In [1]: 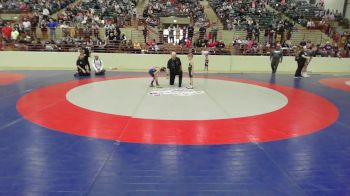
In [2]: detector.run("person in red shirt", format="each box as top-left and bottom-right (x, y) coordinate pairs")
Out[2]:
(1, 23), (12, 42)
(185, 39), (191, 48)
(207, 41), (217, 48)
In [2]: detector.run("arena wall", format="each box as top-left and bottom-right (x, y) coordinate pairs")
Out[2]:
(0, 51), (349, 73)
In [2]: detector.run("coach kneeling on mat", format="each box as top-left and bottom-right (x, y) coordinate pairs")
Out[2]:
(167, 51), (183, 87)
(75, 54), (90, 77)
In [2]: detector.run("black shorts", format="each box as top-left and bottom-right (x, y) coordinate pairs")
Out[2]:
(188, 67), (193, 78)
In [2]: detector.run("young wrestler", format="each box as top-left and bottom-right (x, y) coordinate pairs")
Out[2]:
(91, 55), (106, 75)
(149, 66), (166, 87)
(187, 53), (194, 89)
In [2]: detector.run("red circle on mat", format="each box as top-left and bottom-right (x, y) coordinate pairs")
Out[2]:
(0, 72), (25, 85)
(319, 78), (350, 92)
(16, 76), (339, 145)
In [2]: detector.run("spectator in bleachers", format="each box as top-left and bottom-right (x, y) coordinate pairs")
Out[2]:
(188, 25), (194, 41)
(140, 24), (147, 43)
(168, 25), (175, 44)
(199, 25), (206, 41)
(47, 18), (57, 41)
(1, 22), (12, 43)
(216, 40), (226, 50)
(11, 28), (19, 42)
(30, 12), (39, 39)
(22, 18), (31, 34)
(144, 0), (208, 27)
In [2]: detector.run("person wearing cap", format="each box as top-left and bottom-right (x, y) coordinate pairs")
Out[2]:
(91, 55), (106, 75)
(270, 44), (283, 74)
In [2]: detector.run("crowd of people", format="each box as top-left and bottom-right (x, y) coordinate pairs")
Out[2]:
(143, 0), (209, 27)
(211, 0), (273, 30)
(0, 0), (75, 13)
(1, 0), (350, 58)
(0, 0), (142, 53)
(231, 33), (346, 58)
(271, 0), (343, 26)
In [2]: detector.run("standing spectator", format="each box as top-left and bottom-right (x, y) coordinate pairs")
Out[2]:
(59, 22), (69, 37)
(91, 22), (100, 38)
(211, 25), (218, 42)
(22, 18), (31, 35)
(115, 26), (121, 41)
(254, 27), (260, 42)
(47, 18), (57, 41)
(1, 22), (12, 42)
(175, 25), (181, 44)
(43, 7), (50, 21)
(185, 38), (191, 48)
(143, 25), (148, 43)
(168, 25), (174, 44)
(199, 25), (206, 40)
(183, 26), (187, 39)
(269, 27), (276, 44)
(0, 19), (4, 31)
(264, 28), (269, 43)
(188, 25), (194, 41)
(11, 28), (19, 42)
(246, 25), (253, 40)
(30, 12), (39, 39)
(40, 20), (48, 40)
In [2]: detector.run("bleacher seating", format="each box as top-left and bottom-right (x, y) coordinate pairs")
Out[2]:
(210, 0), (275, 30)
(0, 0), (75, 14)
(143, 0), (209, 27)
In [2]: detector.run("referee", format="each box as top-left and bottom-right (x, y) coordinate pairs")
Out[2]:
(167, 52), (183, 87)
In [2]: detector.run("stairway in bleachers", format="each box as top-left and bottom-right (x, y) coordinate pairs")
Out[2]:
(131, 29), (146, 45)
(201, 0), (224, 30)
(136, 0), (148, 17)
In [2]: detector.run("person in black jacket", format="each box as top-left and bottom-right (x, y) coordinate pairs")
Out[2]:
(75, 54), (90, 77)
(167, 52), (183, 87)
(188, 25), (194, 41)
(80, 46), (91, 71)
(295, 46), (310, 78)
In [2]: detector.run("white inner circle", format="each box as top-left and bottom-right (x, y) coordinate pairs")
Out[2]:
(346, 80), (350, 86)
(66, 78), (288, 120)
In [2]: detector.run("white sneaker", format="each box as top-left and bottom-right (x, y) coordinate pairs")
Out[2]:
(187, 85), (193, 89)
(303, 72), (310, 77)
